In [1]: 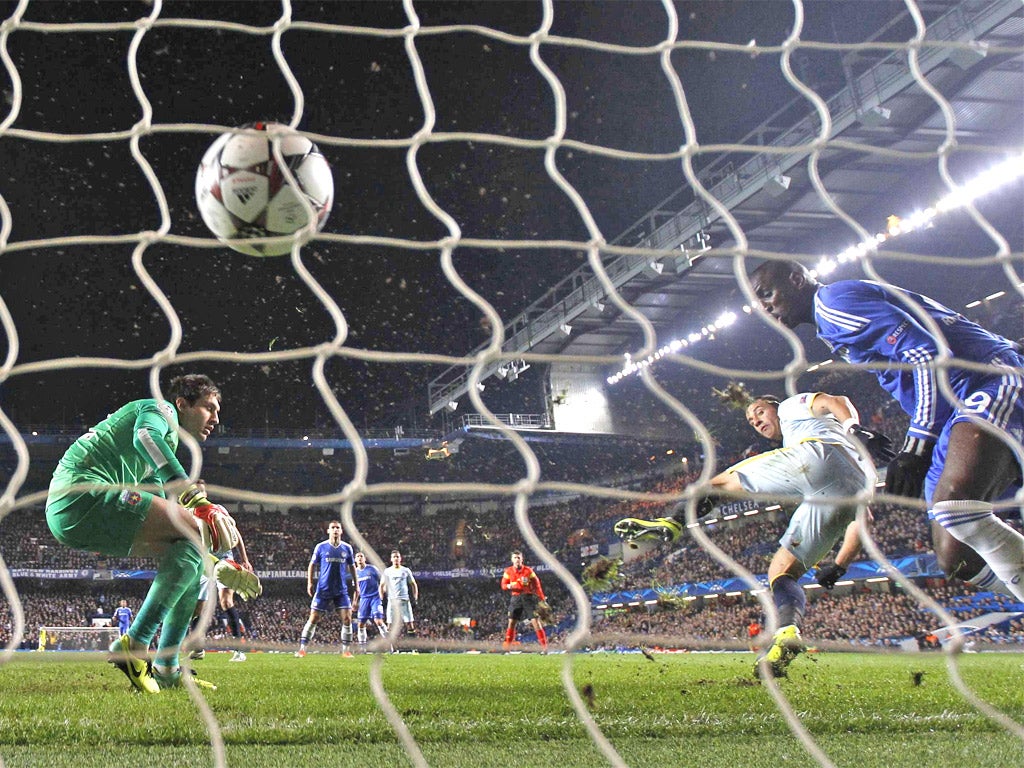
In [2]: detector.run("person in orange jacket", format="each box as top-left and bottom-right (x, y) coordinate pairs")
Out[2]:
(500, 550), (548, 652)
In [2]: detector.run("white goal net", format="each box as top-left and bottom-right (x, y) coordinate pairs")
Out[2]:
(1, 1), (1022, 767)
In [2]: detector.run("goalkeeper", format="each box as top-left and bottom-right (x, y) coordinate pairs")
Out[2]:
(615, 392), (893, 677)
(45, 374), (261, 694)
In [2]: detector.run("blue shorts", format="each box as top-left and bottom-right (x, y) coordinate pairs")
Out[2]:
(925, 354), (1024, 504)
(357, 595), (385, 623)
(311, 592), (351, 613)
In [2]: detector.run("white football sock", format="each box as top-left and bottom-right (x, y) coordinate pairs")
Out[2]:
(932, 500), (1024, 600)
(964, 564), (1014, 597)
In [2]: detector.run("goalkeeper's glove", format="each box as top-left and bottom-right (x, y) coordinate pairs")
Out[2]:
(816, 563), (847, 590)
(214, 558), (263, 601)
(846, 424), (897, 465)
(885, 437), (934, 500)
(193, 503), (240, 553)
(179, 482), (209, 509)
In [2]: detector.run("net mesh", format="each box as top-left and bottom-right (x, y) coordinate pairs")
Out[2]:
(1, 1), (1022, 766)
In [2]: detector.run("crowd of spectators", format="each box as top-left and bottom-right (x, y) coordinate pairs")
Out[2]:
(3, 377), (1021, 651)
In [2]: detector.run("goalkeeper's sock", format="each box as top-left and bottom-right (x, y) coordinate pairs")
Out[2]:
(154, 544), (203, 670)
(932, 500), (1024, 601)
(132, 540), (204, 649)
(770, 573), (806, 629)
(225, 606), (242, 639)
(537, 626), (548, 650)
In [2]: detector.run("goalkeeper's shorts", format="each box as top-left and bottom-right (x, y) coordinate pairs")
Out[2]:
(45, 472), (155, 557)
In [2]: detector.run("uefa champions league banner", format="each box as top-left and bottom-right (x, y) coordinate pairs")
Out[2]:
(592, 554), (943, 606)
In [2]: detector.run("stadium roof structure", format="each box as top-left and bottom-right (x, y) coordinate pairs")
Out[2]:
(427, 0), (1024, 415)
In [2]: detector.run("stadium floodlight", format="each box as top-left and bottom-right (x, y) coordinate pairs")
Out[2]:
(765, 173), (791, 197)
(559, 323), (572, 336)
(445, 401), (458, 412)
(856, 105), (891, 126)
(948, 41), (987, 70)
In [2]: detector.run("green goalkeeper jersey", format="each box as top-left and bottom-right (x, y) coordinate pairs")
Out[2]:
(50, 399), (188, 499)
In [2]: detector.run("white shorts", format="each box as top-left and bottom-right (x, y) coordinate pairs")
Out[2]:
(388, 598), (414, 625)
(731, 441), (875, 568)
(198, 548), (236, 600)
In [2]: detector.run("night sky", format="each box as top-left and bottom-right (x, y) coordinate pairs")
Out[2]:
(1, 0), (1012, 441)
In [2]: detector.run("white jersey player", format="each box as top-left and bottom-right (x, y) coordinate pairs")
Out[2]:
(616, 391), (894, 677)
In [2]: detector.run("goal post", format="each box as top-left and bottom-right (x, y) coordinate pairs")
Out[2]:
(37, 626), (120, 653)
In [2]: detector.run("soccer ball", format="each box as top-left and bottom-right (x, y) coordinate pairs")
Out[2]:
(195, 122), (334, 256)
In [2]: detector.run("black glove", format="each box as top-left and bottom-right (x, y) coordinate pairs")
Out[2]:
(885, 437), (935, 500)
(670, 494), (719, 523)
(816, 563), (847, 590)
(847, 425), (896, 465)
(696, 494), (718, 518)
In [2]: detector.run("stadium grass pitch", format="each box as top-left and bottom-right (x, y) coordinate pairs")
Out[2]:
(0, 649), (1021, 767)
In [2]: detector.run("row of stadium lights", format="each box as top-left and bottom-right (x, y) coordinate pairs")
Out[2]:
(607, 151), (1024, 385)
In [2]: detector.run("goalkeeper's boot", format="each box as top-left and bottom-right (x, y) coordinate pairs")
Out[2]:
(108, 635), (159, 694)
(613, 516), (683, 545)
(755, 624), (806, 679)
(154, 667), (218, 691)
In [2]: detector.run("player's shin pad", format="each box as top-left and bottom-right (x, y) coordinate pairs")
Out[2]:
(213, 558), (263, 600)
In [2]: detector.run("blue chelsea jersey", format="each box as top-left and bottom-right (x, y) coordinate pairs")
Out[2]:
(814, 279), (1017, 441)
(356, 563), (382, 596)
(310, 539), (355, 596)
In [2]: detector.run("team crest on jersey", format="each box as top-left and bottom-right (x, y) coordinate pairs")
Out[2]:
(886, 319), (909, 345)
(120, 490), (142, 507)
(157, 402), (176, 421)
